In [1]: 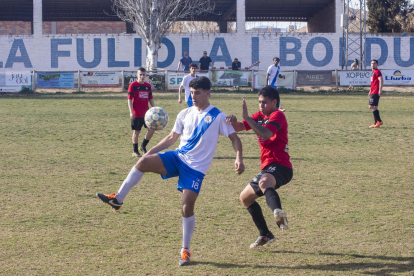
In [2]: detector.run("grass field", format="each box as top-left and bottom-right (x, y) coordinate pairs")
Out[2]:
(1, 91), (413, 275)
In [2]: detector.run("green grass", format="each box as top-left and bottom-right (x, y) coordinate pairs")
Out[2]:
(1, 92), (413, 275)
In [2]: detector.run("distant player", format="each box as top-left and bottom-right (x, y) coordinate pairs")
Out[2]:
(226, 86), (292, 248)
(266, 57), (286, 112)
(97, 77), (245, 266)
(128, 67), (155, 157)
(369, 59), (383, 128)
(178, 63), (198, 107)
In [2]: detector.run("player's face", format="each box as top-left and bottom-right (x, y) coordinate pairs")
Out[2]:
(137, 70), (146, 83)
(184, 51), (188, 57)
(273, 59), (279, 66)
(259, 95), (278, 116)
(371, 61), (377, 70)
(191, 87), (210, 108)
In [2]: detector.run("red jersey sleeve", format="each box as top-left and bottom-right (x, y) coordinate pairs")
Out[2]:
(242, 111), (260, 131)
(127, 82), (135, 99)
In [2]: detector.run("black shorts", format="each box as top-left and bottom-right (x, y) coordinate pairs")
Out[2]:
(369, 94), (380, 106)
(131, 117), (147, 131)
(250, 163), (293, 197)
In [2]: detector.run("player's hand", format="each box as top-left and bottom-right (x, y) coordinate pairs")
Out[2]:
(235, 159), (245, 175)
(226, 115), (237, 124)
(283, 76), (286, 79)
(130, 113), (135, 120)
(242, 98), (249, 120)
(178, 99), (182, 103)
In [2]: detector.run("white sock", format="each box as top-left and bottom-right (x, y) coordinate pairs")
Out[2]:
(182, 215), (195, 253)
(115, 166), (144, 203)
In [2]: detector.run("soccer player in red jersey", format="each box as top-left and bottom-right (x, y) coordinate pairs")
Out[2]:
(369, 59), (383, 128)
(128, 67), (156, 157)
(226, 86), (293, 248)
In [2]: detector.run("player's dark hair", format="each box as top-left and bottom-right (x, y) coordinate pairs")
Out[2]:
(258, 86), (280, 107)
(189, 76), (211, 90)
(137, 67), (146, 72)
(273, 57), (280, 61)
(371, 59), (378, 65)
(189, 63), (197, 68)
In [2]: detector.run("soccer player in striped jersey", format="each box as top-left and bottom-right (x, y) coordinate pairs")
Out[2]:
(266, 57), (286, 112)
(178, 63), (198, 107)
(97, 76), (245, 266)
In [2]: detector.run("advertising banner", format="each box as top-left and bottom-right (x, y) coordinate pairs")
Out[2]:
(167, 71), (209, 90)
(124, 71), (166, 91)
(340, 71), (371, 86)
(81, 71), (120, 87)
(37, 72), (75, 88)
(382, 69), (414, 85)
(0, 71), (32, 92)
(297, 70), (332, 85)
(255, 71), (294, 89)
(210, 70), (251, 87)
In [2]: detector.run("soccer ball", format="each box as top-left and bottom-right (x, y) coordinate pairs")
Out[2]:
(144, 107), (169, 130)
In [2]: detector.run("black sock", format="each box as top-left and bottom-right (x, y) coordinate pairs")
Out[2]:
(264, 188), (282, 212)
(247, 201), (269, 236)
(373, 110), (381, 122)
(133, 143), (138, 152)
(141, 139), (149, 148)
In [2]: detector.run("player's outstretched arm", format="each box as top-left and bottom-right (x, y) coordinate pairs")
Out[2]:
(228, 133), (245, 175)
(146, 131), (180, 155)
(241, 98), (274, 141)
(225, 115), (246, 132)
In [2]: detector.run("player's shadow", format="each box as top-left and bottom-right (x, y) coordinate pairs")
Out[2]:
(193, 251), (414, 275)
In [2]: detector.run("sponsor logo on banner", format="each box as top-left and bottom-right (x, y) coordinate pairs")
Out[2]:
(340, 71), (371, 86)
(382, 69), (414, 85)
(81, 71), (120, 87)
(124, 72), (166, 91)
(167, 71), (209, 90)
(297, 70), (332, 85)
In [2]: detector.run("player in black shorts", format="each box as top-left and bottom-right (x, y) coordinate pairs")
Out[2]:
(128, 68), (156, 157)
(368, 60), (383, 128)
(226, 86), (293, 248)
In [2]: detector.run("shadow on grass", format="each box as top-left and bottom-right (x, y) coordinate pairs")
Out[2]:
(191, 261), (270, 268)
(193, 251), (413, 275)
(193, 252), (413, 275)
(270, 250), (414, 275)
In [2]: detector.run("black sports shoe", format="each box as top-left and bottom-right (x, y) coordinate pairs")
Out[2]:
(96, 193), (123, 210)
(132, 151), (142, 157)
(139, 145), (147, 154)
(249, 231), (275, 248)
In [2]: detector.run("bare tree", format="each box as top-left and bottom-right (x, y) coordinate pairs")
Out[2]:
(111, 0), (215, 70)
(170, 21), (236, 33)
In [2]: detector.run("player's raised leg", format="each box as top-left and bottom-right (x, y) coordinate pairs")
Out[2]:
(258, 173), (288, 230)
(96, 154), (167, 210)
